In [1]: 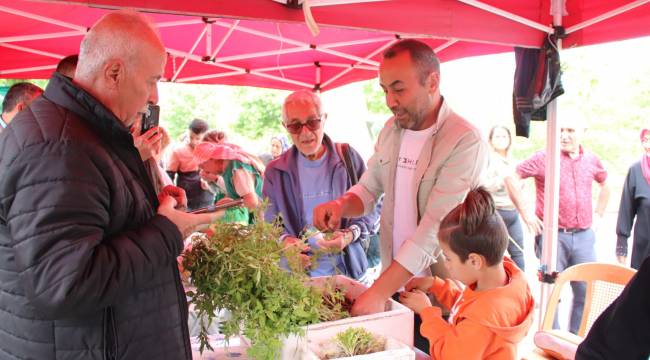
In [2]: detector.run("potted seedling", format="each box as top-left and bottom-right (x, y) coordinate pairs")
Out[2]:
(306, 327), (415, 360)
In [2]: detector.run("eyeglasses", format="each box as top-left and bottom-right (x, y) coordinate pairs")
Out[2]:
(284, 117), (322, 134)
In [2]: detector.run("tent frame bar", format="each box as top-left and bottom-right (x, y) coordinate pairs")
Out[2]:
(0, 30), (82, 43)
(0, 64), (56, 75)
(457, 0), (554, 34)
(321, 39), (395, 88)
(566, 0), (650, 34)
(0, 42), (62, 59)
(0, 4), (86, 31)
(210, 20), (239, 60)
(172, 24), (209, 81)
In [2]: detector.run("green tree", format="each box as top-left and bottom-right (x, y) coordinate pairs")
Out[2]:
(230, 87), (285, 140)
(362, 80), (391, 141)
(159, 83), (232, 141)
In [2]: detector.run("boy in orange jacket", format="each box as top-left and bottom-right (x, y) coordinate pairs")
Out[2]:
(400, 187), (534, 359)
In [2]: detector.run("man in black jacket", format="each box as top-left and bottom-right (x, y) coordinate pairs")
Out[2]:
(0, 10), (221, 360)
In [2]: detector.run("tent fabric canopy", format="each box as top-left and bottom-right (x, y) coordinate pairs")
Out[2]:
(1, 0), (650, 91)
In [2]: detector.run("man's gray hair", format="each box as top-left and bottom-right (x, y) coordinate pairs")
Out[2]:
(383, 39), (440, 85)
(76, 10), (164, 80)
(282, 90), (323, 122)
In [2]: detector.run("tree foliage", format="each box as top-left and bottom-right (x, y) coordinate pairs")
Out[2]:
(362, 81), (391, 141)
(230, 87), (285, 141)
(159, 83), (229, 141)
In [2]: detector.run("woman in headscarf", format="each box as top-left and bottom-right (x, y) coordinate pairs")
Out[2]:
(194, 142), (264, 224)
(616, 129), (650, 269)
(270, 134), (290, 159)
(260, 134), (290, 165)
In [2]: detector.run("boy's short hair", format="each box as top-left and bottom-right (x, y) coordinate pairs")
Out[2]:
(438, 187), (509, 266)
(188, 118), (209, 135)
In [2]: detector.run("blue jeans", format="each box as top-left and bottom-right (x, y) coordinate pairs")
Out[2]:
(535, 229), (596, 334)
(497, 208), (525, 270)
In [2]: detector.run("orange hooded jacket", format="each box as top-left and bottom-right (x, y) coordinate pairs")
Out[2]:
(420, 257), (534, 359)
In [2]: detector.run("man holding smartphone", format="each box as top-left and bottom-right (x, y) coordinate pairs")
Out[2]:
(132, 104), (173, 195)
(0, 10), (222, 359)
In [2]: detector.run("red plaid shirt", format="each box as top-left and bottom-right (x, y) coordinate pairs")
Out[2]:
(516, 146), (607, 229)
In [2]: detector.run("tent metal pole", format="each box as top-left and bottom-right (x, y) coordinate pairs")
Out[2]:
(212, 19), (379, 66)
(320, 37), (395, 48)
(176, 70), (245, 83)
(215, 46), (309, 63)
(167, 48), (243, 72)
(434, 39), (458, 53)
(172, 25), (209, 82)
(156, 19), (203, 28)
(538, 0), (563, 329)
(319, 62), (377, 71)
(0, 42), (62, 59)
(307, 0), (388, 7)
(456, 0), (554, 33)
(565, 0), (650, 35)
(205, 23), (212, 57)
(210, 20), (239, 60)
(255, 63), (314, 72)
(321, 39), (395, 89)
(317, 47), (380, 66)
(249, 70), (313, 88)
(0, 31), (82, 43)
(0, 64), (56, 75)
(0, 5), (86, 32)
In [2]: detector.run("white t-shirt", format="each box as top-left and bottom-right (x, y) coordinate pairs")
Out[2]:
(393, 124), (438, 277)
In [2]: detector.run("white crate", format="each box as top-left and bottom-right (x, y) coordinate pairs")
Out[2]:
(304, 337), (415, 360)
(281, 275), (414, 360)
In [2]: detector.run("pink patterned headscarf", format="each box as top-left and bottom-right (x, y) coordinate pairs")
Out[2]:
(193, 142), (265, 174)
(640, 129), (650, 186)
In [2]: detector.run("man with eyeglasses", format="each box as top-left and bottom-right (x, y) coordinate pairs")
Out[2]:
(262, 90), (379, 281)
(313, 39), (487, 353)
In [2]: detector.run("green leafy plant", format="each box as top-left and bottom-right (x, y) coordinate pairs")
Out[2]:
(323, 327), (386, 359)
(183, 218), (351, 360)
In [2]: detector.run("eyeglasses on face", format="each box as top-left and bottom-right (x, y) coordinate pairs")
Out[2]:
(283, 117), (322, 134)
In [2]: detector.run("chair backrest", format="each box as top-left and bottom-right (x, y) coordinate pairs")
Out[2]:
(541, 262), (636, 337)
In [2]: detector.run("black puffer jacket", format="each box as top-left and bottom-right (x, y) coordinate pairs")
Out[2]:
(0, 74), (191, 359)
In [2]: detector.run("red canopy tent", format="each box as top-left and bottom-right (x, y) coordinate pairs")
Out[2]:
(2, 0), (650, 324)
(2, 0), (650, 91)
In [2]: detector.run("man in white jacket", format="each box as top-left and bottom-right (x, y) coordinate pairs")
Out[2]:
(314, 39), (487, 352)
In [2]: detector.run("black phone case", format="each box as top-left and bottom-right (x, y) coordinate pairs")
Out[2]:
(141, 105), (160, 133)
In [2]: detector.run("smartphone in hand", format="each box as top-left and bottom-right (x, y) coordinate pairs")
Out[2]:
(141, 104), (160, 134)
(190, 199), (244, 214)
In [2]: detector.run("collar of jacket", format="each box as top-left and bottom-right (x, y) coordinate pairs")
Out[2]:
(270, 133), (350, 233)
(43, 73), (159, 208)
